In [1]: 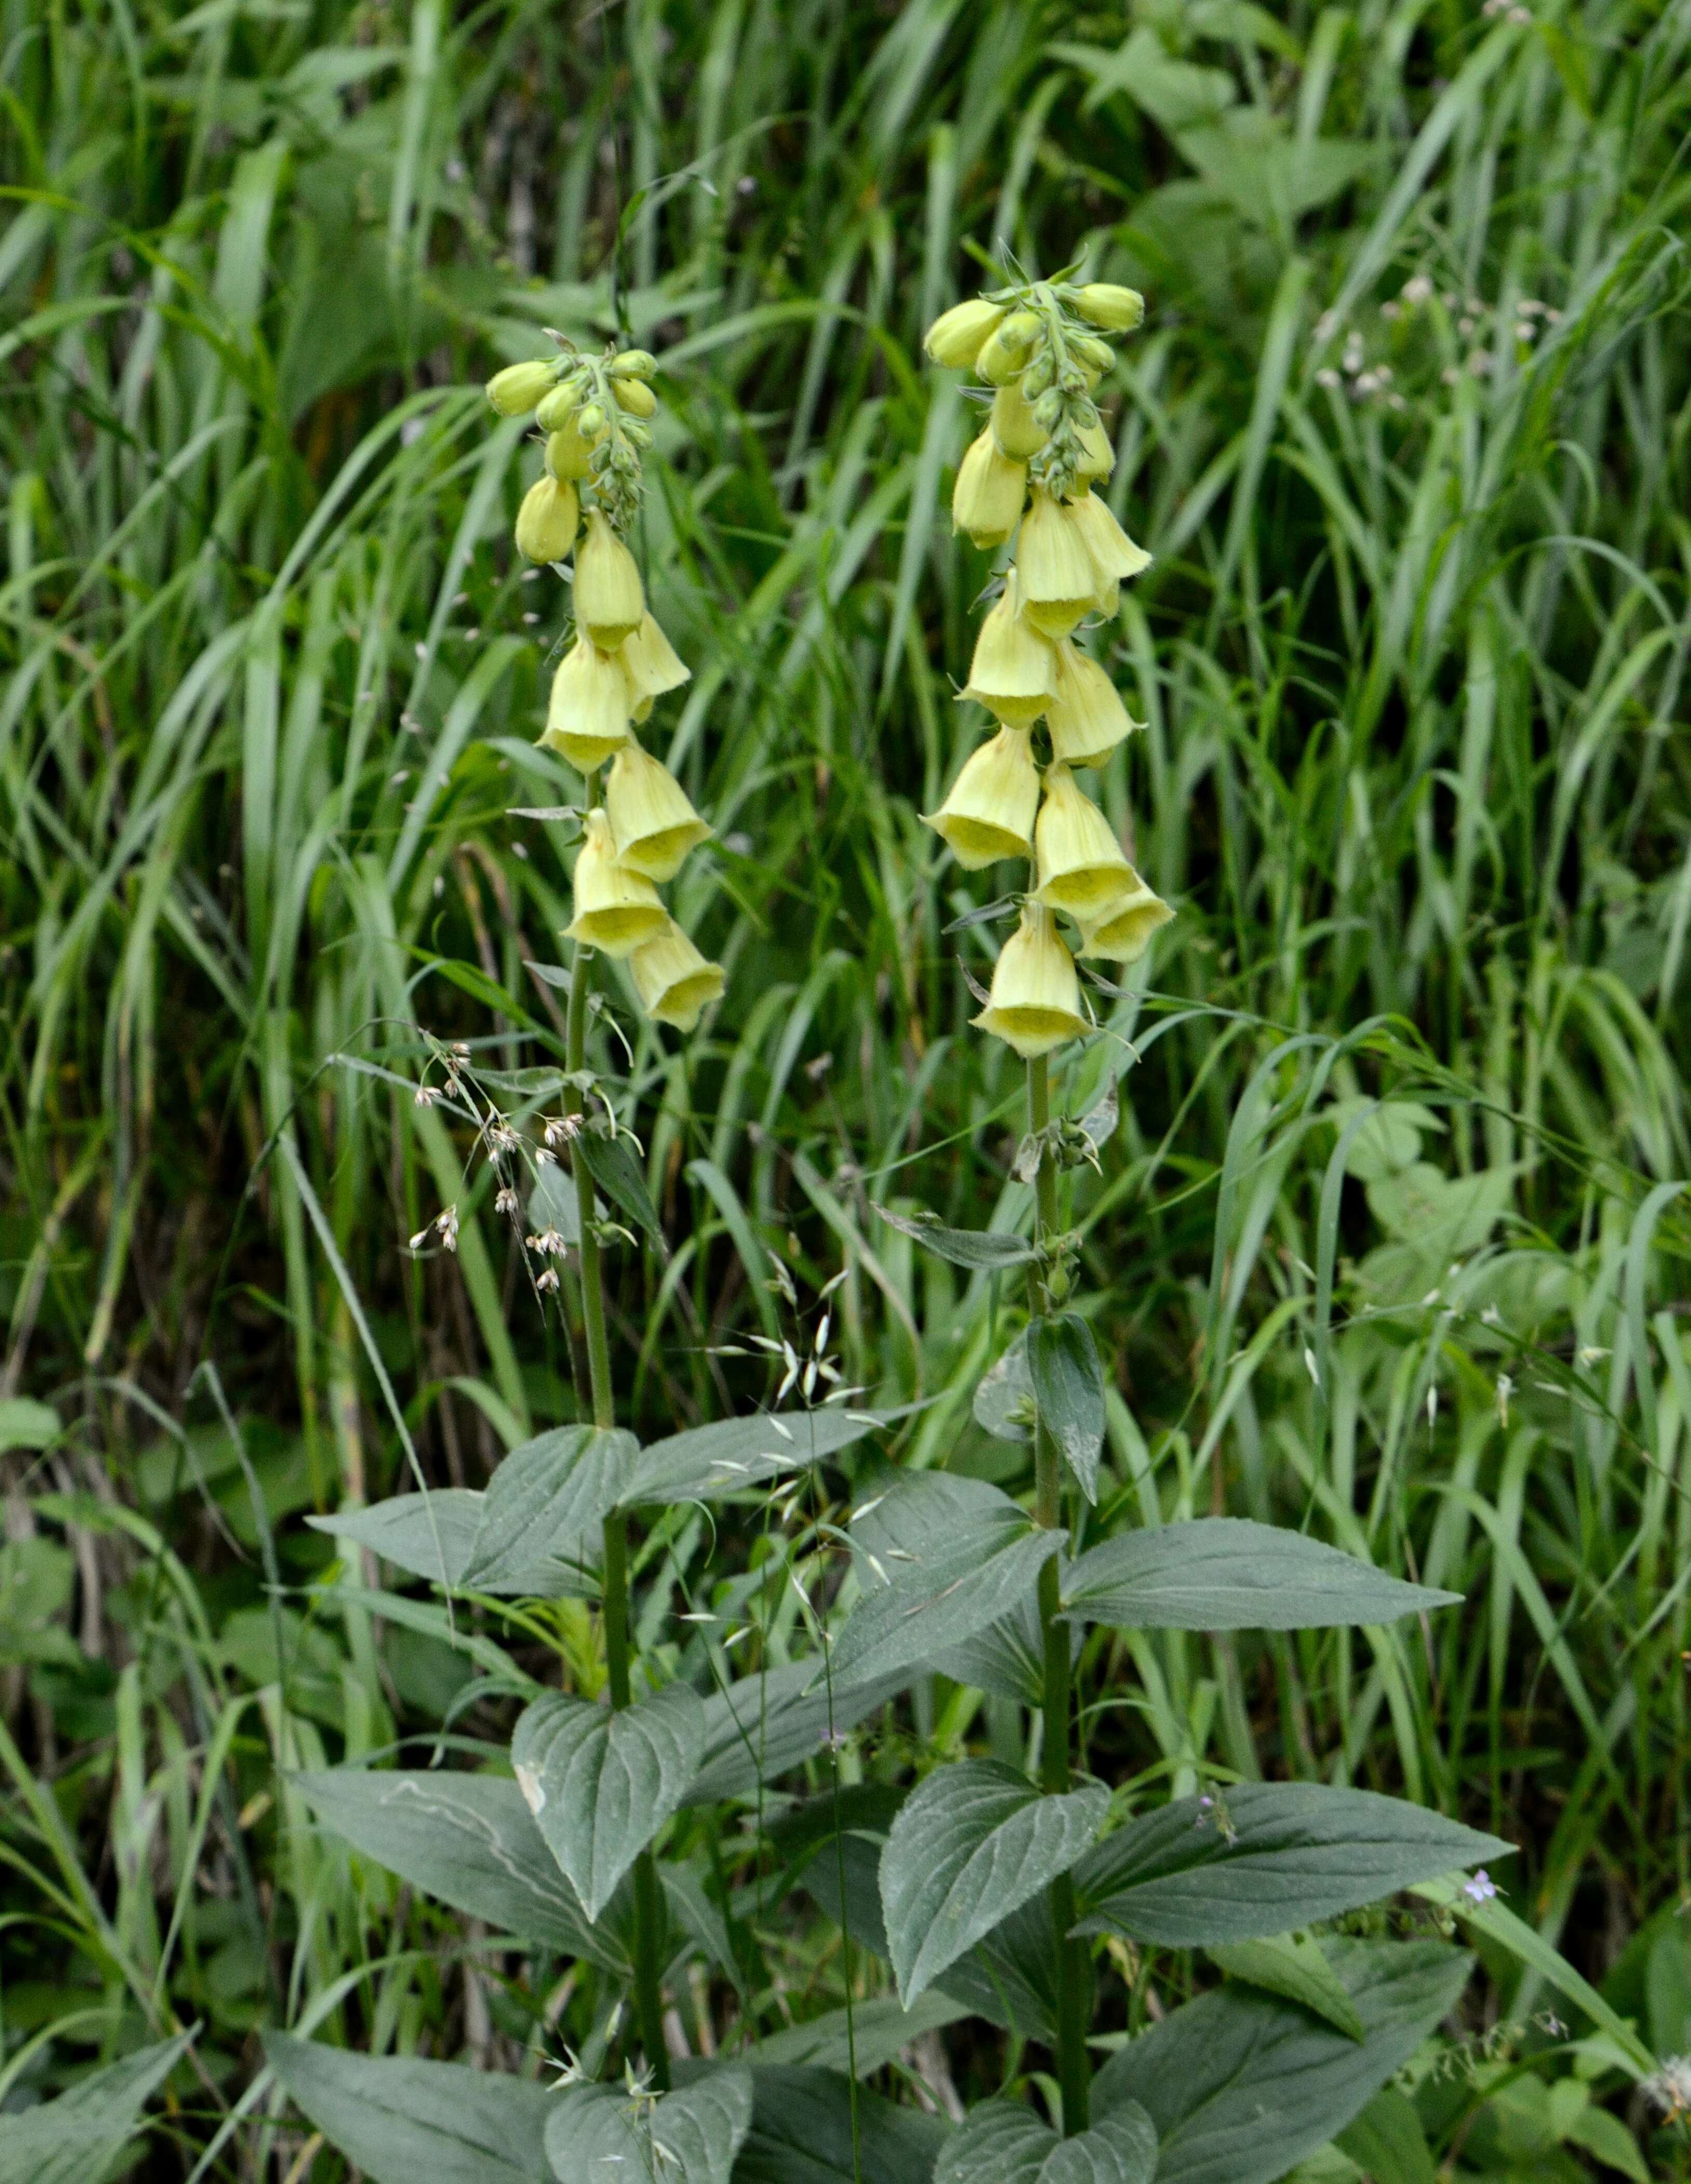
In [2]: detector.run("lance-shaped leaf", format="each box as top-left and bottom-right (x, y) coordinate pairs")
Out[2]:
(1208, 1933), (1367, 2041)
(265, 2034), (552, 2184)
(682, 1660), (915, 1804)
(461, 1426), (634, 1591)
(1061, 1518), (1460, 1632)
(545, 2065), (753, 2184)
(821, 1473), (1062, 1693)
(1071, 1783), (1511, 1947)
(750, 1992), (970, 2075)
(880, 1758), (1108, 2006)
(309, 1488), (601, 1598)
(975, 1328), (1035, 1442)
(293, 1768), (626, 1971)
(874, 1203), (1038, 1270)
(512, 1683), (706, 1919)
(935, 2097), (1158, 2184)
(1091, 1936), (1473, 2184)
(575, 1127), (665, 1246)
(0, 2032), (193, 2184)
(934, 1589), (1068, 1706)
(1027, 1312), (1106, 1502)
(734, 2065), (950, 2184)
(623, 1406), (895, 1508)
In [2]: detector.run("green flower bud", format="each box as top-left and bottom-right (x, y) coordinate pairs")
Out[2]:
(1022, 350), (1056, 399)
(622, 419), (654, 449)
(535, 383), (576, 433)
(514, 476), (580, 564)
(611, 348), (657, 379)
(1074, 283), (1144, 333)
(612, 376), (657, 418)
(1034, 389), (1064, 429)
(485, 359), (558, 417)
(977, 310), (1043, 386)
(924, 297), (1006, 370)
(1073, 333), (1115, 373)
(577, 401), (606, 436)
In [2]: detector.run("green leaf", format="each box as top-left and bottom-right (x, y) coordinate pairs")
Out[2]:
(1027, 1312), (1106, 1502)
(975, 1328), (1035, 1442)
(1209, 1935), (1367, 2041)
(874, 1203), (1037, 1270)
(749, 1991), (970, 2075)
(462, 1426), (633, 1591)
(309, 1488), (600, 1598)
(935, 2096), (1158, 2184)
(824, 1475), (1062, 1692)
(934, 1590), (1061, 1706)
(265, 2034), (552, 2184)
(1563, 2103), (1652, 2183)
(1334, 2090), (1436, 2184)
(292, 1768), (626, 1971)
(880, 1758), (1108, 2006)
(1061, 1520), (1460, 1632)
(544, 2065), (752, 2184)
(575, 1127), (665, 1246)
(622, 1406), (894, 1508)
(1073, 1784), (1510, 1947)
(512, 1683), (706, 1919)
(0, 2032), (192, 2184)
(732, 2065), (950, 2184)
(682, 1660), (914, 1804)
(0, 1396), (60, 1454)
(1092, 1937), (1473, 2184)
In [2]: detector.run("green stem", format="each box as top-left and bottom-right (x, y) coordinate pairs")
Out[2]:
(567, 893), (670, 2092)
(1027, 1055), (1090, 2133)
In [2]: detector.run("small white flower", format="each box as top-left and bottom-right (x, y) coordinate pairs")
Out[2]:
(489, 1121), (521, 1153)
(1462, 1869), (1499, 1904)
(536, 1146), (557, 1166)
(408, 1227), (431, 1251)
(1496, 1374), (1513, 1427)
(436, 1206), (459, 1252)
(1401, 274), (1433, 305)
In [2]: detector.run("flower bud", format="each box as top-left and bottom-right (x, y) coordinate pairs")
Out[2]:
(1075, 415), (1115, 483)
(1073, 333), (1115, 373)
(924, 298), (1006, 369)
(1016, 488), (1099, 639)
(976, 309), (1040, 385)
(535, 382), (579, 433)
(958, 575), (1056, 725)
(612, 376), (657, 418)
(1034, 763), (1137, 917)
(1074, 283), (1144, 333)
(619, 611), (692, 721)
(611, 348), (657, 379)
(606, 735), (712, 881)
(540, 639), (632, 771)
(485, 359), (558, 416)
(575, 509), (645, 648)
(972, 903), (1089, 1059)
(577, 401), (605, 437)
(565, 809), (668, 956)
(990, 381), (1049, 462)
(1022, 350), (1056, 399)
(622, 420), (654, 449)
(1077, 873), (1174, 964)
(630, 917), (726, 1032)
(921, 724), (1040, 870)
(1047, 641), (1138, 768)
(545, 408), (602, 480)
(952, 427), (1027, 549)
(1033, 389), (1064, 430)
(514, 476), (579, 564)
(1064, 489), (1152, 600)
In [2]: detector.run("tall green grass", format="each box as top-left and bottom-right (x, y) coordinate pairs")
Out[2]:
(3, 0), (1690, 2168)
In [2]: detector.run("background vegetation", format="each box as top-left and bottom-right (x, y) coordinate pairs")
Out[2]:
(2, 0), (1689, 2175)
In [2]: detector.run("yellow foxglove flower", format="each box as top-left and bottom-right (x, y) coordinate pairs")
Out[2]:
(630, 917), (725, 1032)
(1017, 489), (1099, 638)
(618, 612), (692, 723)
(1074, 283), (1144, 333)
(924, 298), (1006, 369)
(1077, 873), (1173, 964)
(972, 903), (1089, 1059)
(1034, 764), (1138, 917)
(1064, 489), (1152, 603)
(541, 639), (632, 771)
(952, 428), (1027, 549)
(486, 359), (557, 416)
(991, 380), (1049, 461)
(958, 576), (1056, 726)
(1076, 416), (1115, 483)
(922, 724), (1039, 869)
(606, 736), (712, 881)
(575, 509), (645, 648)
(546, 410), (602, 481)
(1047, 642), (1137, 769)
(565, 810), (668, 956)
(515, 476), (580, 565)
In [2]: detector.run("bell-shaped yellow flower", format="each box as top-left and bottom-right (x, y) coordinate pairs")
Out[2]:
(972, 903), (1090, 1059)
(1034, 764), (1138, 918)
(1064, 490), (1152, 605)
(991, 381), (1049, 462)
(605, 736), (712, 881)
(486, 360), (557, 416)
(565, 810), (668, 957)
(540, 640), (632, 772)
(1047, 642), (1138, 769)
(924, 298), (1006, 370)
(922, 724), (1040, 870)
(958, 575), (1056, 726)
(515, 476), (579, 565)
(629, 917), (726, 1032)
(1017, 489), (1099, 639)
(1077, 873), (1174, 964)
(618, 612), (691, 723)
(575, 509), (645, 649)
(952, 428), (1027, 549)
(1073, 283), (1144, 333)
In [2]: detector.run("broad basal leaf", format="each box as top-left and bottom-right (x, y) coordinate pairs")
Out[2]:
(0, 2031), (192, 2184)
(461, 1426), (634, 1590)
(1208, 1934), (1366, 2041)
(1091, 1937), (1472, 2184)
(1061, 1519), (1460, 1632)
(293, 1767), (625, 1971)
(512, 1683), (705, 1919)
(732, 2065), (950, 2184)
(623, 1406), (895, 1508)
(1026, 1312), (1106, 1502)
(880, 1758), (1108, 2005)
(874, 1203), (1038, 1270)
(545, 2064), (752, 2184)
(935, 2096), (1158, 2184)
(1071, 1782), (1510, 1946)
(266, 2037), (551, 2184)
(682, 1659), (914, 1804)
(309, 1488), (600, 1598)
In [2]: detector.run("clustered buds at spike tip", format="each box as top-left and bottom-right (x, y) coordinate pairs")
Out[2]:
(923, 262), (1170, 1061)
(484, 338), (726, 1038)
